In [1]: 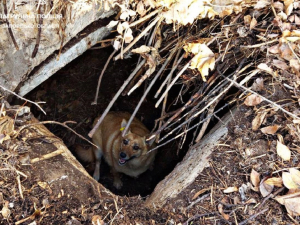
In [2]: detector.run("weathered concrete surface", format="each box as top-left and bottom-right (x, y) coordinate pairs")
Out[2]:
(0, 1), (115, 95)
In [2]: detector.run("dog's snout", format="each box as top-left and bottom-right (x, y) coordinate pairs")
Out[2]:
(120, 152), (127, 159)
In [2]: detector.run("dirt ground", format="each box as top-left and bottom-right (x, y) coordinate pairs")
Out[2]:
(2, 45), (299, 224)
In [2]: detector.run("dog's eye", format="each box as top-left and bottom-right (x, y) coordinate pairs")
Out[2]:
(133, 145), (139, 150)
(123, 139), (129, 145)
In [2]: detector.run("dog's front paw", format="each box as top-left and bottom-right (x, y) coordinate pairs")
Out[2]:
(113, 178), (123, 189)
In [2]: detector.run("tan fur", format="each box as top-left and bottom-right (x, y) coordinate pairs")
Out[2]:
(83, 112), (156, 189)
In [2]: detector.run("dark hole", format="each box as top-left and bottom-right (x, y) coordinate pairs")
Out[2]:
(12, 46), (188, 197)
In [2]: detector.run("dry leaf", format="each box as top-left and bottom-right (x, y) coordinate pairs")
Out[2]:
(273, 1), (284, 11)
(223, 186), (238, 193)
(163, 1), (217, 25)
(106, 20), (118, 28)
(124, 28), (133, 43)
(92, 215), (105, 225)
(0, 116), (14, 135)
(251, 77), (264, 91)
(252, 111), (268, 131)
(268, 44), (280, 54)
(218, 198), (230, 220)
(184, 43), (215, 81)
(132, 45), (153, 54)
(245, 198), (257, 204)
(258, 63), (275, 76)
(254, 0), (271, 9)
(244, 94), (263, 106)
(250, 17), (257, 30)
(280, 43), (293, 61)
(136, 1), (146, 16)
(261, 125), (280, 134)
(113, 40), (121, 50)
(277, 140), (291, 161)
(1, 201), (10, 219)
(282, 172), (300, 189)
(251, 169), (261, 187)
(275, 193), (300, 216)
(117, 23), (123, 34)
(244, 15), (251, 26)
(192, 188), (209, 200)
(289, 168), (300, 186)
(273, 59), (289, 70)
(265, 177), (283, 187)
(260, 178), (274, 197)
(290, 59), (300, 77)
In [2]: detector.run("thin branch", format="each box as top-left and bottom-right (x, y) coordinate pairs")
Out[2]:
(222, 75), (300, 120)
(3, 0), (19, 50)
(238, 208), (268, 225)
(155, 59), (191, 108)
(147, 102), (233, 154)
(114, 15), (162, 61)
(16, 121), (97, 148)
(88, 59), (146, 138)
(92, 49), (117, 105)
(122, 43), (179, 137)
(154, 53), (185, 99)
(32, 4), (43, 58)
(129, 9), (160, 28)
(31, 149), (65, 163)
(0, 85), (46, 114)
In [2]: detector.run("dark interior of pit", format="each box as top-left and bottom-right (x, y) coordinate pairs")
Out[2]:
(15, 46), (193, 197)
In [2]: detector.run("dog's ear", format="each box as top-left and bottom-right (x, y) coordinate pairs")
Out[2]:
(121, 119), (127, 128)
(120, 119), (131, 135)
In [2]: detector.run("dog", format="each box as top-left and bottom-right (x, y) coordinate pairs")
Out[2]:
(76, 112), (156, 189)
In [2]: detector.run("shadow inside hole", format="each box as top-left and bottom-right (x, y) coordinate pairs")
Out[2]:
(17, 46), (188, 197)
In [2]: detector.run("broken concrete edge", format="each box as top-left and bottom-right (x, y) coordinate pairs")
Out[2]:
(0, 1), (117, 94)
(144, 107), (237, 209)
(18, 25), (112, 97)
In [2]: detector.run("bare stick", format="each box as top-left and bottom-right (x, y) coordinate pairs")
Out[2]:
(238, 208), (268, 225)
(16, 174), (24, 199)
(129, 9), (160, 28)
(32, 4), (43, 58)
(88, 59), (146, 138)
(92, 49), (117, 105)
(195, 102), (217, 142)
(222, 76), (300, 120)
(147, 103), (233, 153)
(155, 60), (191, 108)
(150, 88), (203, 141)
(31, 149), (65, 163)
(157, 50), (181, 140)
(154, 53), (184, 99)
(3, 0), (19, 50)
(16, 121), (97, 148)
(0, 85), (46, 114)
(114, 15), (162, 61)
(122, 44), (179, 137)
(148, 59), (248, 142)
(127, 20), (162, 95)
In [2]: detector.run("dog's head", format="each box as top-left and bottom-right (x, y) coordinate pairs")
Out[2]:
(117, 119), (151, 166)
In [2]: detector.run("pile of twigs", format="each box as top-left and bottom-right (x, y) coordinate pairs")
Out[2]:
(89, 0), (300, 151)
